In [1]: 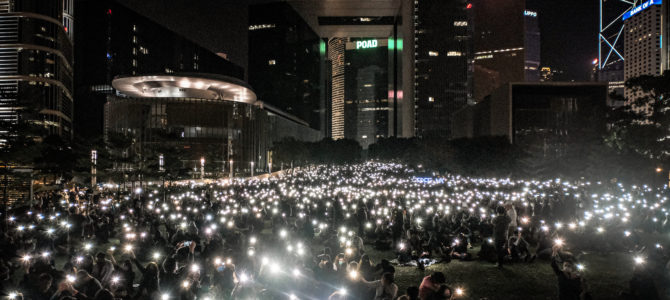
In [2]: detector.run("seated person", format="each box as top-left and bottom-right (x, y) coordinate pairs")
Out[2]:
(477, 238), (497, 263)
(508, 230), (533, 262)
(450, 233), (471, 261)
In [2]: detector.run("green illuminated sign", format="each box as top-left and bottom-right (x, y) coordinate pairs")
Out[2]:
(356, 39), (378, 49)
(387, 38), (403, 51)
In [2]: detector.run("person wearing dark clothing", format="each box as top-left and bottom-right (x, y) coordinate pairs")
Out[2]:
(621, 266), (660, 300)
(492, 206), (511, 269)
(550, 247), (586, 300)
(73, 270), (103, 299)
(25, 273), (56, 300)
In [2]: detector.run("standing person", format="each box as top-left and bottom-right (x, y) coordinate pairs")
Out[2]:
(551, 245), (587, 300)
(492, 206), (511, 269)
(505, 203), (518, 236)
(92, 252), (115, 287)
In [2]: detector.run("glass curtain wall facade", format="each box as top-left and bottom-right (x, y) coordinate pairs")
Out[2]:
(0, 0), (74, 138)
(413, 0), (472, 138)
(105, 96), (261, 175)
(0, 0), (74, 203)
(248, 2), (322, 131)
(105, 96), (321, 176)
(344, 39), (389, 149)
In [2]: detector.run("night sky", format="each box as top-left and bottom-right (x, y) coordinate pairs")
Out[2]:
(121, 0), (605, 81)
(527, 0), (600, 81)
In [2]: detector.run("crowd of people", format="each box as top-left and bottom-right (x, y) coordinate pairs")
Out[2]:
(0, 162), (668, 300)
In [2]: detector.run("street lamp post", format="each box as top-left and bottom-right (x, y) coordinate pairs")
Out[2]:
(200, 157), (205, 179)
(91, 150), (97, 188)
(229, 159), (233, 179)
(269, 162), (272, 174)
(250, 161), (255, 177)
(159, 154), (165, 202)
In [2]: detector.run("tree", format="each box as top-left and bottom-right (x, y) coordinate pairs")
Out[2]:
(606, 71), (670, 162)
(34, 135), (76, 184)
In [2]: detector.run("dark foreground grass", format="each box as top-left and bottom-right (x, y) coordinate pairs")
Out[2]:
(365, 246), (647, 300)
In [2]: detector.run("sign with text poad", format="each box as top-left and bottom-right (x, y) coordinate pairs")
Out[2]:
(356, 39), (378, 49)
(345, 39), (388, 50)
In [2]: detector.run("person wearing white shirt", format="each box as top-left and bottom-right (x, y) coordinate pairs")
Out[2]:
(360, 272), (398, 300)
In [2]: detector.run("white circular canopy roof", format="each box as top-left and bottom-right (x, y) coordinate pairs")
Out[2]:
(112, 73), (257, 104)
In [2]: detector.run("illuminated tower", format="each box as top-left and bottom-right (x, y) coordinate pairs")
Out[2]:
(413, 0), (473, 138)
(471, 0), (540, 102)
(328, 38), (346, 140)
(0, 0), (74, 138)
(621, 0), (666, 100)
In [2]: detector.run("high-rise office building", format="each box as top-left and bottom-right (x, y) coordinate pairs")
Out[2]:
(665, 1), (670, 71)
(0, 0), (74, 203)
(344, 38), (389, 148)
(597, 60), (625, 105)
(287, 0), (414, 138)
(0, 0), (74, 138)
(524, 8), (541, 82)
(623, 0), (667, 101)
(413, 0), (472, 138)
(328, 38), (346, 140)
(75, 0), (244, 139)
(76, 0), (319, 176)
(472, 0), (540, 101)
(249, 2), (323, 131)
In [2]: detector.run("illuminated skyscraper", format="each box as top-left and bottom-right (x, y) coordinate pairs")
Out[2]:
(622, 0), (667, 101)
(0, 0), (74, 202)
(471, 0), (540, 101)
(0, 0), (74, 138)
(413, 0), (472, 138)
(328, 38), (346, 139)
(249, 2), (323, 131)
(344, 38), (389, 148)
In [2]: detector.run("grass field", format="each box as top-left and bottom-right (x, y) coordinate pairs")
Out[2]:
(364, 246), (658, 300)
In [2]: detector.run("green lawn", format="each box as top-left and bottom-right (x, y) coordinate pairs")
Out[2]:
(364, 246), (645, 300)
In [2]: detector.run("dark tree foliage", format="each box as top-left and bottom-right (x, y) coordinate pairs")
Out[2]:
(368, 136), (520, 177)
(606, 71), (670, 162)
(272, 138), (362, 166)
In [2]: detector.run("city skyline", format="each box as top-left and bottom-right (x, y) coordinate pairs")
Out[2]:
(1, 1), (670, 300)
